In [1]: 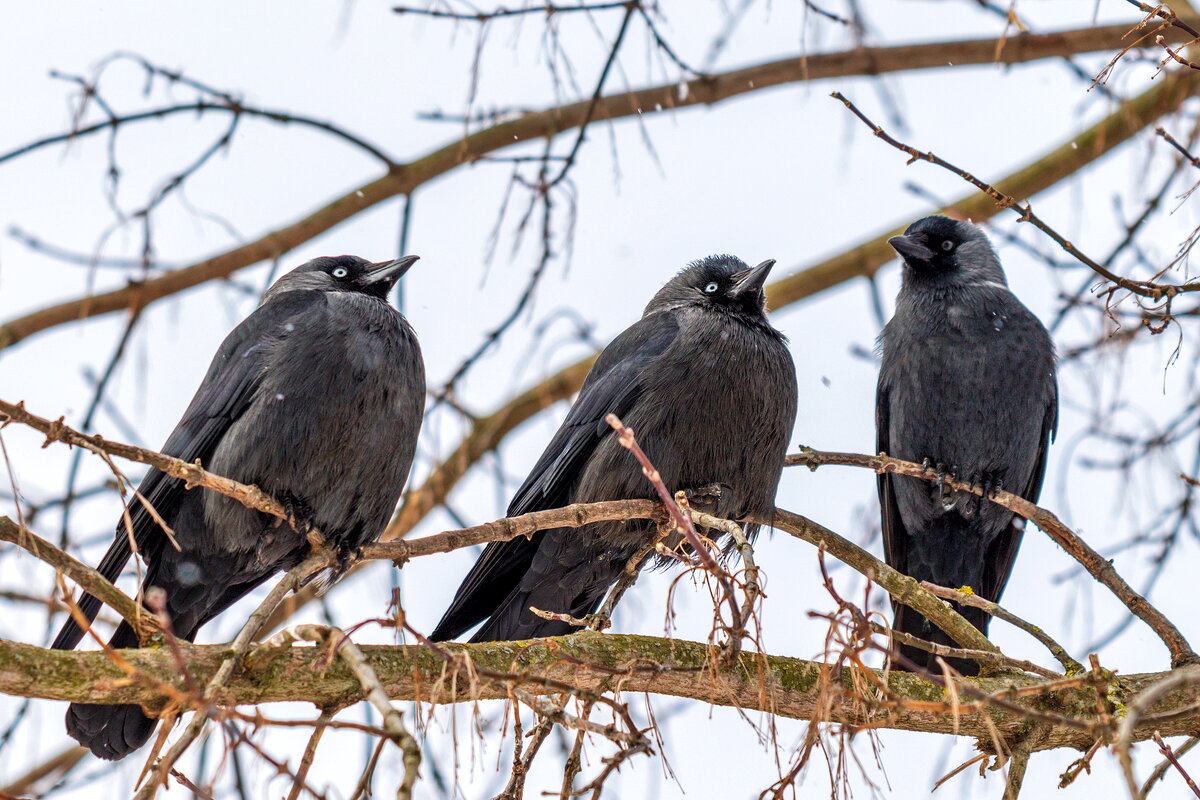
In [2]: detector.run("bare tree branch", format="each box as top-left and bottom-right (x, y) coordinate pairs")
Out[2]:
(831, 90), (1200, 302)
(1, 630), (1198, 756)
(0, 21), (1186, 351)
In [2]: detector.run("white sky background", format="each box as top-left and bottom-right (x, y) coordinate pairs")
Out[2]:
(2, 1), (1199, 798)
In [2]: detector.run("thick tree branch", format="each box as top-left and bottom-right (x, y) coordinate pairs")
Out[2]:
(0, 631), (1196, 755)
(0, 21), (1189, 351)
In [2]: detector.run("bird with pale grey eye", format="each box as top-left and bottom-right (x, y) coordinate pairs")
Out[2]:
(431, 254), (798, 643)
(876, 216), (1057, 676)
(51, 254), (426, 760)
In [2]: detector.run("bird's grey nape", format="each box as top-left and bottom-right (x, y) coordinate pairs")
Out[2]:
(262, 269), (340, 301)
(953, 237), (1008, 288)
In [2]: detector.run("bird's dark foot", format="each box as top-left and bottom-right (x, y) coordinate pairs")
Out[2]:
(331, 542), (359, 580)
(255, 532), (277, 565)
(981, 475), (1004, 500)
(282, 495), (316, 536)
(936, 464), (963, 511)
(685, 483), (725, 513)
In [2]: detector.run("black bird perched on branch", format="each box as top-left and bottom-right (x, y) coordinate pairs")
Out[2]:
(51, 255), (426, 760)
(877, 216), (1057, 675)
(431, 255), (797, 643)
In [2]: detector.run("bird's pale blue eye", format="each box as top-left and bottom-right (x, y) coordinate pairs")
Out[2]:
(332, 267), (350, 278)
(704, 282), (719, 293)
(941, 240), (954, 251)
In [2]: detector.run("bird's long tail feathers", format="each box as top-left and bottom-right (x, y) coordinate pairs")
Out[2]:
(63, 572), (269, 760)
(468, 591), (585, 643)
(51, 535), (133, 652)
(64, 620), (158, 760)
(467, 578), (617, 644)
(890, 602), (991, 678)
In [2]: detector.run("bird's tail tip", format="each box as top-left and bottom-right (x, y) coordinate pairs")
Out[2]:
(65, 702), (157, 761)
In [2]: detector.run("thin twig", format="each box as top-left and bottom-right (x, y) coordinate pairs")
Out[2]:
(1144, 734), (1200, 795)
(0, 399), (313, 535)
(285, 709), (334, 800)
(920, 581), (1084, 674)
(1152, 732), (1200, 798)
(1116, 668), (1200, 798)
(605, 413), (745, 643)
(392, 2), (630, 21)
(831, 91), (1200, 302)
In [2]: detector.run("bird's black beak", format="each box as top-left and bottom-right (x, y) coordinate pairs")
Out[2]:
(730, 259), (776, 297)
(888, 234), (935, 263)
(363, 255), (420, 288)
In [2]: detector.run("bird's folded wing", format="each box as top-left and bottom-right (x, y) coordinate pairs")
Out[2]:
(430, 313), (680, 641)
(875, 382), (908, 575)
(51, 291), (319, 651)
(982, 387), (1058, 603)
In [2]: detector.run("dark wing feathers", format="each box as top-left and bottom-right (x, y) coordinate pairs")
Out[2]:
(876, 383), (908, 575)
(51, 292), (319, 652)
(981, 389), (1057, 603)
(880, 373), (1058, 606)
(507, 317), (678, 516)
(430, 314), (680, 642)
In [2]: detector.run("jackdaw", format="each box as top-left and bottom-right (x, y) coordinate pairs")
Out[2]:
(51, 255), (426, 759)
(877, 216), (1057, 675)
(431, 255), (798, 643)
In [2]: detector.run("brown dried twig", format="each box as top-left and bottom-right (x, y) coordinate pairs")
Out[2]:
(0, 399), (311, 537)
(1143, 734), (1200, 796)
(1157, 33), (1200, 69)
(1158, 126), (1200, 168)
(286, 709), (333, 800)
(1129, 0), (1200, 39)
(1117, 669), (1200, 799)
(1152, 732), (1200, 797)
(604, 413), (746, 647)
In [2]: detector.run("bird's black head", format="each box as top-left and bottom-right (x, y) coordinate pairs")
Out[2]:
(265, 255), (420, 302)
(888, 216), (1006, 286)
(646, 255), (776, 320)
